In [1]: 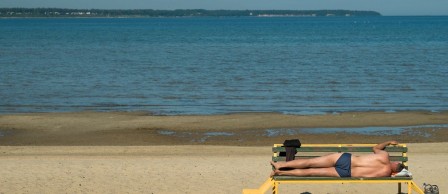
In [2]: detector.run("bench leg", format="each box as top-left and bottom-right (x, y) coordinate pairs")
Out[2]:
(242, 178), (274, 194)
(242, 189), (262, 194)
(272, 182), (279, 194)
(397, 181), (424, 194)
(409, 181), (424, 194)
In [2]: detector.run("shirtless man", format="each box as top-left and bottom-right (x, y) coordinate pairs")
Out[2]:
(270, 140), (405, 178)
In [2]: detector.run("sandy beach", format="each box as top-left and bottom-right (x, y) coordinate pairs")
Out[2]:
(0, 144), (447, 194)
(1, 111), (447, 193)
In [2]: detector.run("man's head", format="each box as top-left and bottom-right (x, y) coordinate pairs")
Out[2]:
(390, 162), (406, 173)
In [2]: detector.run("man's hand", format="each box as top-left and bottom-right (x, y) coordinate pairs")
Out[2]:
(389, 140), (398, 145)
(373, 140), (399, 154)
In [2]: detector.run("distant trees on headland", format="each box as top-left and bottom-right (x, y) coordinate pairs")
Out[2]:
(0, 8), (381, 17)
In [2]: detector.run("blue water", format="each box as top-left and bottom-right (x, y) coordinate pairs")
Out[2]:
(265, 124), (448, 137)
(1, 16), (448, 115)
(155, 124), (448, 142)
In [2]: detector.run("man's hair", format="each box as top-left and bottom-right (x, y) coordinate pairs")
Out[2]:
(396, 163), (406, 172)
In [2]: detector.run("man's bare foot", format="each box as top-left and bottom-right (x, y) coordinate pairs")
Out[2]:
(270, 169), (279, 177)
(270, 161), (279, 177)
(270, 161), (280, 170)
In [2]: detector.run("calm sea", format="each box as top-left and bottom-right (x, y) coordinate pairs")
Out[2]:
(1, 16), (447, 115)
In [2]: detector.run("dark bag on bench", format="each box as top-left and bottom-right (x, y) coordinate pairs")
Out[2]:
(281, 139), (301, 161)
(283, 139), (301, 148)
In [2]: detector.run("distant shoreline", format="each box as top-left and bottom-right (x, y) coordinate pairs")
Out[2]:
(3, 15), (448, 19)
(0, 8), (381, 18)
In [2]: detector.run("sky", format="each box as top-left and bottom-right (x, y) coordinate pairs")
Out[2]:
(1, 0), (447, 16)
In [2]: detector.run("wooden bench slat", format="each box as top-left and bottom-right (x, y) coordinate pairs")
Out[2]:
(272, 156), (408, 162)
(273, 146), (407, 153)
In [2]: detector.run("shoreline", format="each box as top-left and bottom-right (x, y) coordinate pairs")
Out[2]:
(1, 111), (448, 146)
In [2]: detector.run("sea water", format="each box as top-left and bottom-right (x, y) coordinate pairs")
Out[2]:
(1, 16), (447, 115)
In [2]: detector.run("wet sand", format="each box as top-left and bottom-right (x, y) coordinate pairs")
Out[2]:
(1, 111), (448, 145)
(1, 111), (447, 193)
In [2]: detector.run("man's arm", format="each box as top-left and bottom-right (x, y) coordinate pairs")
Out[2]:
(373, 140), (398, 154)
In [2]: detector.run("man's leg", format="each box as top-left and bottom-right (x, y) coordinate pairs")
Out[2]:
(273, 167), (339, 177)
(271, 153), (343, 169)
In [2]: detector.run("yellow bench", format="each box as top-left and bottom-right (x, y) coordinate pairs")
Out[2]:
(243, 144), (424, 194)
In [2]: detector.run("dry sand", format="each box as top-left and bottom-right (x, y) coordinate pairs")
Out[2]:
(0, 144), (447, 194)
(1, 111), (447, 193)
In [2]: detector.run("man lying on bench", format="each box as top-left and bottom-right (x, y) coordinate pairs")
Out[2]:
(270, 140), (405, 178)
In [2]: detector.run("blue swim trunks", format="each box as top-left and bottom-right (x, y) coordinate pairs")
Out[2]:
(335, 153), (351, 177)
